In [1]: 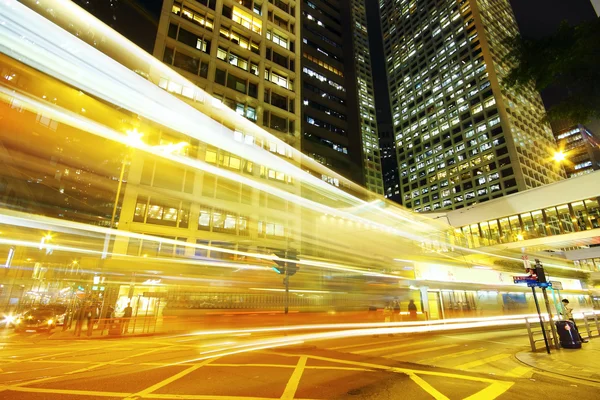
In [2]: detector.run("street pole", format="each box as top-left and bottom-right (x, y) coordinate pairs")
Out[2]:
(532, 287), (550, 354)
(541, 287), (560, 350)
(284, 274), (289, 315)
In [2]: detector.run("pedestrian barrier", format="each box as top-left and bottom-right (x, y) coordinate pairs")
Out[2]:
(576, 312), (600, 340)
(67, 314), (158, 337)
(525, 317), (559, 352)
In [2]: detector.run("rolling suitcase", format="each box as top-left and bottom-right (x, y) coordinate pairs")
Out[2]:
(555, 320), (582, 349)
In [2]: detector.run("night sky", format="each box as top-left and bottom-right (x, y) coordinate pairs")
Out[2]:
(509, 0), (597, 39)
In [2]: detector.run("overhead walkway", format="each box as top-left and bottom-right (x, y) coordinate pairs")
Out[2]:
(429, 171), (600, 269)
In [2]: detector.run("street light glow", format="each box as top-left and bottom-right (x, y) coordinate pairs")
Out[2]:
(553, 151), (566, 162)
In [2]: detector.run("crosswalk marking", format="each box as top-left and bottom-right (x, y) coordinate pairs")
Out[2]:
(454, 353), (511, 370)
(388, 344), (459, 358)
(352, 340), (432, 355)
(418, 347), (487, 364)
(505, 366), (532, 378)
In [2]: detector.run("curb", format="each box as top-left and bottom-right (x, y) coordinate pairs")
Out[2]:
(514, 351), (600, 383)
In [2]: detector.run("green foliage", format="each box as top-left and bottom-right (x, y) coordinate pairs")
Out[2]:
(504, 19), (600, 124)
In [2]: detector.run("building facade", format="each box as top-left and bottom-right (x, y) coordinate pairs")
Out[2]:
(553, 124), (600, 178)
(154, 0), (302, 148)
(152, 0), (382, 194)
(379, 0), (565, 212)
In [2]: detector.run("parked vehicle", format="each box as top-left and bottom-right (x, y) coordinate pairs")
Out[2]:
(13, 308), (60, 332)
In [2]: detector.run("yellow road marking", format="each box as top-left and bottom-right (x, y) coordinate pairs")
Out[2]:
(408, 373), (450, 400)
(352, 340), (432, 354)
(463, 381), (514, 400)
(300, 354), (506, 384)
(329, 337), (411, 350)
(280, 356), (307, 400)
(0, 385), (131, 397)
(455, 354), (511, 370)
(388, 344), (459, 358)
(210, 363), (296, 368)
(65, 346), (170, 375)
(126, 357), (217, 398)
(505, 366), (532, 378)
(144, 395), (293, 400)
(419, 348), (487, 364)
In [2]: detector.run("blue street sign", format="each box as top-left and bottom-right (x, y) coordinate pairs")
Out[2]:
(513, 276), (537, 284)
(527, 282), (551, 288)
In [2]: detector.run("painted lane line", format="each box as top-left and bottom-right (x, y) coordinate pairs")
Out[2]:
(408, 373), (450, 400)
(0, 385), (131, 397)
(418, 347), (487, 364)
(280, 356), (307, 400)
(463, 381), (515, 400)
(352, 340), (432, 354)
(143, 395), (295, 400)
(505, 366), (532, 378)
(126, 357), (218, 398)
(454, 353), (511, 370)
(388, 344), (459, 358)
(64, 346), (171, 375)
(329, 336), (412, 350)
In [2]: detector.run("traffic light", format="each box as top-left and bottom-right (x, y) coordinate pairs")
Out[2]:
(272, 250), (299, 276)
(286, 250), (298, 276)
(272, 251), (286, 274)
(534, 259), (547, 284)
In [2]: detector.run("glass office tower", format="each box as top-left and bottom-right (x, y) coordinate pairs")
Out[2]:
(379, 0), (564, 212)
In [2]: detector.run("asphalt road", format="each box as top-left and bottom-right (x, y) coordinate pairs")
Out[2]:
(0, 327), (598, 399)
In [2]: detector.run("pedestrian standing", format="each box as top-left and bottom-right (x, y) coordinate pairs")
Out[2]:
(86, 305), (94, 337)
(383, 302), (393, 323)
(74, 306), (84, 337)
(408, 299), (418, 321)
(122, 303), (133, 333)
(562, 299), (588, 343)
(393, 300), (401, 322)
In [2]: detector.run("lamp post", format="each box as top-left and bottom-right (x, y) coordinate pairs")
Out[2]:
(553, 151), (566, 163)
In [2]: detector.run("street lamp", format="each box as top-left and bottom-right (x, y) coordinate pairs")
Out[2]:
(553, 151), (566, 163)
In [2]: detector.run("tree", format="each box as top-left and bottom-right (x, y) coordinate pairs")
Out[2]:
(504, 18), (600, 124)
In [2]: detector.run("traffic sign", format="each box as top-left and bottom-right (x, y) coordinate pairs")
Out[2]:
(513, 276), (537, 284)
(550, 281), (563, 290)
(527, 282), (551, 288)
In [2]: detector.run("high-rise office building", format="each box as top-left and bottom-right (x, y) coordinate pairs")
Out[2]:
(300, 0), (384, 193)
(379, 0), (564, 212)
(152, 0), (382, 193)
(552, 123), (600, 178)
(154, 1), (301, 147)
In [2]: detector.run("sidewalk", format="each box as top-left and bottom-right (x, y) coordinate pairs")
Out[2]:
(516, 339), (600, 381)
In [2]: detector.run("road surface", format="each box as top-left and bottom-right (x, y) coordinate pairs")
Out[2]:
(0, 326), (598, 399)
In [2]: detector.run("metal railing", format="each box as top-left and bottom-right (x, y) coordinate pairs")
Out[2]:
(525, 312), (600, 351)
(66, 314), (158, 337)
(525, 317), (559, 352)
(578, 312), (600, 339)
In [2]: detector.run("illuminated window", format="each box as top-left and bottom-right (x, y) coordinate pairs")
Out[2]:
(232, 6), (262, 34)
(267, 30), (288, 49)
(205, 150), (217, 163)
